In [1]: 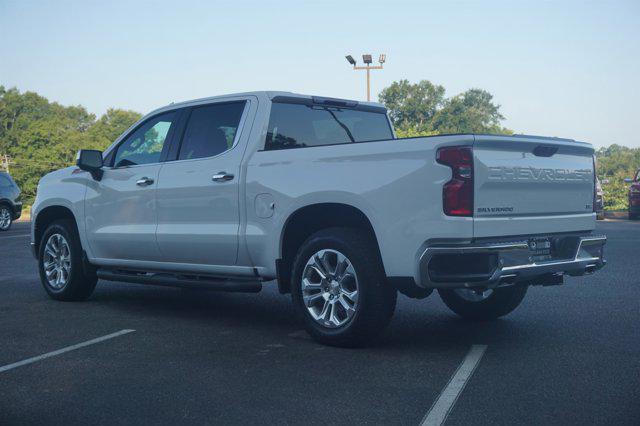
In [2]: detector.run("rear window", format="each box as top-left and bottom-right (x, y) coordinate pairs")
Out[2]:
(264, 102), (393, 150)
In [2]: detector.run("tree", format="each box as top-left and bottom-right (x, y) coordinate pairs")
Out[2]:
(378, 80), (511, 135)
(595, 144), (640, 211)
(0, 86), (142, 204)
(432, 89), (510, 134)
(86, 108), (142, 150)
(378, 80), (445, 132)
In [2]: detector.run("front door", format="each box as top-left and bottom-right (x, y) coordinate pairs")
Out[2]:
(155, 100), (249, 266)
(84, 111), (178, 262)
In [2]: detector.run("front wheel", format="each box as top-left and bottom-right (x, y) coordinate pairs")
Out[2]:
(0, 205), (12, 231)
(291, 227), (397, 347)
(38, 219), (97, 301)
(438, 285), (528, 321)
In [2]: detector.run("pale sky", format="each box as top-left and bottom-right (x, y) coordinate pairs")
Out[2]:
(1, 0), (639, 148)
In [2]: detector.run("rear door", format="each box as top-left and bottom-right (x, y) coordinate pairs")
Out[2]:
(473, 135), (595, 237)
(155, 98), (252, 266)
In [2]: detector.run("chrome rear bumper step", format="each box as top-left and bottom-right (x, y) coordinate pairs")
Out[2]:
(419, 235), (606, 289)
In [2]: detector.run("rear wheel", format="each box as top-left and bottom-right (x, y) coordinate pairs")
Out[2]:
(438, 285), (528, 321)
(291, 227), (396, 347)
(38, 220), (97, 301)
(0, 205), (12, 231)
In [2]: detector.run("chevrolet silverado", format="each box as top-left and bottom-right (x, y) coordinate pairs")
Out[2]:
(31, 92), (606, 346)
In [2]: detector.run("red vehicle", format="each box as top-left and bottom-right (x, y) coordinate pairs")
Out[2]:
(629, 170), (640, 220)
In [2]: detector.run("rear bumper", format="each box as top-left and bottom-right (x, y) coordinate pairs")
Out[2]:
(418, 234), (606, 289)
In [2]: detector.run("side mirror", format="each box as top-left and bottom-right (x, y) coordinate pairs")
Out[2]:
(624, 178), (633, 184)
(76, 149), (104, 181)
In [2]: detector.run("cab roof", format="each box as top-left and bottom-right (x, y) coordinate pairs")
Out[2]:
(148, 91), (386, 116)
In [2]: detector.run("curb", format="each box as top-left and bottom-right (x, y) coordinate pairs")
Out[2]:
(604, 211), (628, 219)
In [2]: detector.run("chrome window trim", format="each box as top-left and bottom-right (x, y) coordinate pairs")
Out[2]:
(168, 98), (251, 165)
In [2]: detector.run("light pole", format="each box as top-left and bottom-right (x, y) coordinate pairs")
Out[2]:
(345, 54), (386, 102)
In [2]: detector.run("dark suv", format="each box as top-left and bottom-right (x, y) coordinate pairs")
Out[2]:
(629, 169), (640, 220)
(0, 171), (22, 231)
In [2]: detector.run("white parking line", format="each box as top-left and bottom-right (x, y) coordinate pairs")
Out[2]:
(0, 329), (135, 373)
(421, 344), (488, 426)
(0, 233), (30, 239)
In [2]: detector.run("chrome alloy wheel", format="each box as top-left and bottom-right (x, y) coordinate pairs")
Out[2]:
(301, 249), (359, 328)
(454, 288), (493, 302)
(43, 233), (72, 289)
(0, 207), (10, 230)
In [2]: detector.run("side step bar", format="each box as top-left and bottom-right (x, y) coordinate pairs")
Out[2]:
(96, 269), (262, 293)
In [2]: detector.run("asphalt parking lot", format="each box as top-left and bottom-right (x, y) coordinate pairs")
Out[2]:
(1, 220), (638, 425)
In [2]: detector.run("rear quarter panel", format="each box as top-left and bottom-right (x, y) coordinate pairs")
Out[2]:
(244, 135), (475, 280)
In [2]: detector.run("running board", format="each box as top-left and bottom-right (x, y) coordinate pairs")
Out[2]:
(96, 269), (262, 293)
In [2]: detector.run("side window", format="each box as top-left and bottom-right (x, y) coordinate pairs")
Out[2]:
(178, 101), (246, 160)
(113, 111), (177, 168)
(264, 102), (393, 150)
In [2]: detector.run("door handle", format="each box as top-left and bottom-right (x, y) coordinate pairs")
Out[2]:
(136, 177), (154, 186)
(212, 172), (234, 182)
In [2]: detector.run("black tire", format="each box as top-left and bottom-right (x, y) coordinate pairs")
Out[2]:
(438, 285), (528, 321)
(0, 204), (12, 231)
(291, 227), (397, 347)
(38, 219), (97, 301)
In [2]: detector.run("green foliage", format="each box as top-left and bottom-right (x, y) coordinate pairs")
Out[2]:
(0, 86), (141, 204)
(379, 80), (512, 136)
(394, 127), (439, 139)
(378, 80), (445, 132)
(86, 108), (142, 150)
(596, 144), (640, 211)
(432, 89), (512, 135)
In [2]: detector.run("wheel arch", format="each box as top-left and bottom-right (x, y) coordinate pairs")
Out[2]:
(277, 202), (383, 294)
(34, 205), (81, 254)
(0, 198), (13, 210)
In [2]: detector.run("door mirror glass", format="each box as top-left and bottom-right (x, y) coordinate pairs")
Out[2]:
(77, 149), (104, 180)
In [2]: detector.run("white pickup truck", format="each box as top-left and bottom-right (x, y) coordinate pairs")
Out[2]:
(31, 91), (606, 346)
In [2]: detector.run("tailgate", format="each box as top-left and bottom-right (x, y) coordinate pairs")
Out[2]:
(473, 135), (595, 237)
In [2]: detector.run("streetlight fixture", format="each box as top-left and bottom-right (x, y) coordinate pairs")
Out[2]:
(345, 53), (386, 102)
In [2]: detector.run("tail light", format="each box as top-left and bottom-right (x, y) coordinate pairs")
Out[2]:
(436, 146), (473, 216)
